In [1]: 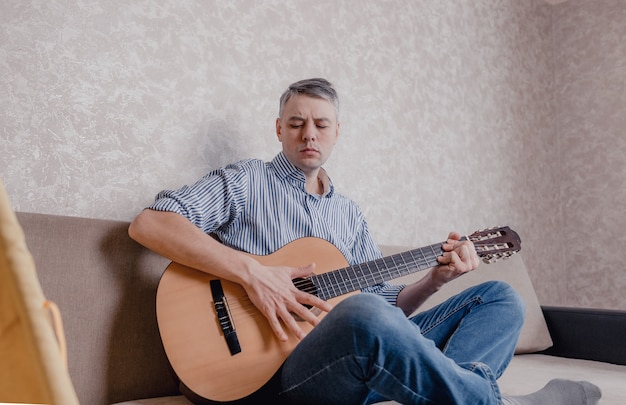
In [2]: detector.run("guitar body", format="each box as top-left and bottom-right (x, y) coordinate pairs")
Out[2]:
(156, 237), (353, 404)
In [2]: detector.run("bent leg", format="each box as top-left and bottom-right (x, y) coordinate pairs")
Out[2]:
(413, 280), (525, 378)
(279, 293), (503, 405)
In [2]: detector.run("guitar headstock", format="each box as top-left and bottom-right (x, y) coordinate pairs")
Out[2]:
(468, 226), (521, 263)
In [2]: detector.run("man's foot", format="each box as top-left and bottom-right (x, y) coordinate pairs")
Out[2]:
(502, 379), (601, 405)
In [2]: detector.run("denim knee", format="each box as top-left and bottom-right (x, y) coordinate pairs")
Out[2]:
(482, 280), (526, 328)
(331, 293), (398, 322)
(325, 293), (411, 338)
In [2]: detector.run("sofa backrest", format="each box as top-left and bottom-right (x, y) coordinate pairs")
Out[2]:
(16, 212), (178, 405)
(15, 211), (554, 404)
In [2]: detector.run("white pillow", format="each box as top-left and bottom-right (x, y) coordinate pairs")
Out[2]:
(379, 246), (553, 354)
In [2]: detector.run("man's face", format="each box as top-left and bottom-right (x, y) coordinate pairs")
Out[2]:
(276, 94), (340, 176)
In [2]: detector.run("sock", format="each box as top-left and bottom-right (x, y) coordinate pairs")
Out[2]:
(502, 379), (601, 405)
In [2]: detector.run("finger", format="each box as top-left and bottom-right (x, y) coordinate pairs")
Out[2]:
(276, 305), (307, 340)
(453, 247), (479, 274)
(468, 243), (480, 266)
(298, 291), (333, 313)
(442, 234), (462, 252)
(448, 250), (472, 273)
(287, 300), (322, 329)
(437, 252), (449, 265)
(447, 250), (460, 269)
(437, 251), (456, 267)
(458, 243), (479, 269)
(447, 231), (462, 241)
(283, 293), (332, 338)
(267, 311), (289, 342)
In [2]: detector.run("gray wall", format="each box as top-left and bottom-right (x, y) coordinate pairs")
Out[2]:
(2, 0), (625, 309)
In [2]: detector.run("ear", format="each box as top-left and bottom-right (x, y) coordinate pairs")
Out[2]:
(275, 117), (283, 142)
(334, 120), (341, 144)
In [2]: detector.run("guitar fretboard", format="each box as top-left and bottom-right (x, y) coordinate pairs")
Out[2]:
(311, 242), (444, 301)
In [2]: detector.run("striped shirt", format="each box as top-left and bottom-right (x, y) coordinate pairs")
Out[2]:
(148, 152), (405, 305)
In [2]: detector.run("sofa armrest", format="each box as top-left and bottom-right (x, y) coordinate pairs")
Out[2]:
(539, 306), (626, 366)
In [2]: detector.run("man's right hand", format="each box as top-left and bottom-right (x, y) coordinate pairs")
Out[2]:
(240, 260), (333, 342)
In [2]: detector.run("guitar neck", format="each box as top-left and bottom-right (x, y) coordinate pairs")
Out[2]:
(311, 242), (444, 301)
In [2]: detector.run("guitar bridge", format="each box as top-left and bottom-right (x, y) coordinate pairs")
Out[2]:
(210, 280), (242, 356)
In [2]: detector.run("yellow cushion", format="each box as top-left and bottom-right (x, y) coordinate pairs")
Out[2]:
(0, 179), (79, 405)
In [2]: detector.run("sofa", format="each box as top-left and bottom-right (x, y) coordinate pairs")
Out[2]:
(3, 206), (626, 404)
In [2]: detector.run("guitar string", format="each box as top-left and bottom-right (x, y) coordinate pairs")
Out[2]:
(220, 251), (440, 315)
(304, 249), (442, 299)
(223, 256), (424, 323)
(209, 238), (509, 321)
(221, 245), (509, 316)
(223, 252), (438, 311)
(217, 254), (428, 326)
(304, 240), (508, 299)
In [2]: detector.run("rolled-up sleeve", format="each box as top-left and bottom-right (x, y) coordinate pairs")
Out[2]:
(361, 282), (406, 307)
(147, 162), (249, 234)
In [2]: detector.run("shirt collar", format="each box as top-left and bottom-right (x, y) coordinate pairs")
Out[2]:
(271, 152), (334, 197)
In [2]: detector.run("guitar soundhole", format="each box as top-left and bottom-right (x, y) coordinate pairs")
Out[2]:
(291, 277), (321, 321)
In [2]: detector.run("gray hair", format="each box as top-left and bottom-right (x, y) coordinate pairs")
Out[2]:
(278, 78), (340, 119)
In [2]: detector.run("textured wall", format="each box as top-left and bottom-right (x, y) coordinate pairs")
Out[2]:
(1, 0), (624, 309)
(553, 0), (626, 309)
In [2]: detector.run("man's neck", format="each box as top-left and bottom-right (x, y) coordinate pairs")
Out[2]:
(304, 171), (323, 195)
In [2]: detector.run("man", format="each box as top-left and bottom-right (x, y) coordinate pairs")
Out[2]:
(129, 78), (601, 404)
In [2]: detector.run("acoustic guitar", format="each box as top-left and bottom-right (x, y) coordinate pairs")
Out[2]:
(156, 226), (521, 404)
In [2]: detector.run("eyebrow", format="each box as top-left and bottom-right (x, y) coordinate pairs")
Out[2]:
(287, 116), (332, 123)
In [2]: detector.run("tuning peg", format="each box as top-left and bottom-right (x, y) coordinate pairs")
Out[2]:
(482, 255), (497, 264)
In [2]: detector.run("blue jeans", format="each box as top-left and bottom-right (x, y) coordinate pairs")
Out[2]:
(279, 281), (525, 404)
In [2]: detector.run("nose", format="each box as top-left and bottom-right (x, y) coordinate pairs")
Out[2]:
(302, 122), (316, 142)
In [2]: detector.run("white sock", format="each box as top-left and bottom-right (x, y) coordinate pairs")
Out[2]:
(502, 379), (601, 405)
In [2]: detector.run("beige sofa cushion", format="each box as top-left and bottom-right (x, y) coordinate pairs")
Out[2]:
(0, 180), (79, 405)
(380, 245), (553, 354)
(16, 212), (177, 405)
(499, 354), (626, 405)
